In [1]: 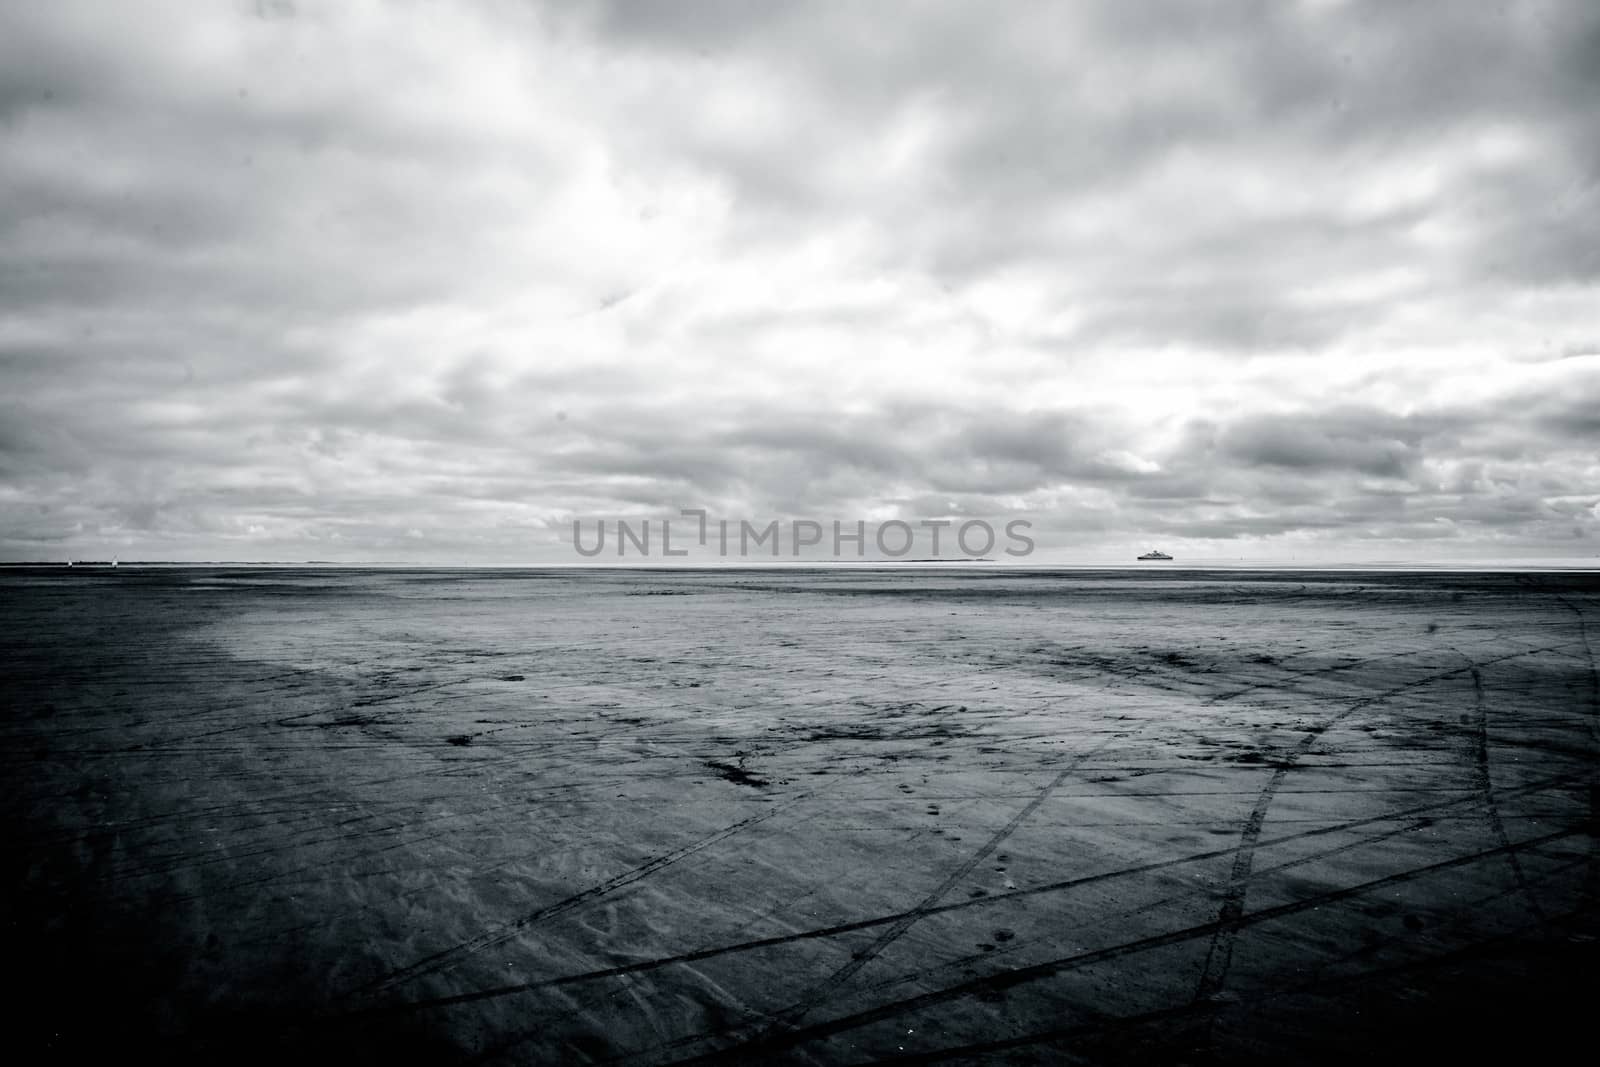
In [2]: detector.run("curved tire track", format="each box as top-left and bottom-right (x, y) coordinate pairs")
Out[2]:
(1466, 664), (1549, 927)
(1191, 644), (1570, 1005)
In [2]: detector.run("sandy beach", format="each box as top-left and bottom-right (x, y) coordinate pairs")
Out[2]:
(3, 567), (1597, 1064)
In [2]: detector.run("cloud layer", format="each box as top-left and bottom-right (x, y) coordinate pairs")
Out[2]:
(2, 0), (1597, 561)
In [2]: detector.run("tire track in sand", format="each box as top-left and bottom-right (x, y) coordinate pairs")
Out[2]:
(757, 727), (1128, 1034)
(1555, 594), (1600, 920)
(1466, 664), (1548, 926)
(1191, 644), (1568, 1004)
(320, 767), (1585, 1026)
(349, 793), (809, 998)
(659, 825), (1589, 1066)
(1555, 596), (1600, 745)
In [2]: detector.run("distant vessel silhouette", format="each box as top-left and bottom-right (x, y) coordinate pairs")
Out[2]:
(1137, 549), (1173, 560)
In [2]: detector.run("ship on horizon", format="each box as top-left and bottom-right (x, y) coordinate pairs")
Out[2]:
(1137, 549), (1173, 561)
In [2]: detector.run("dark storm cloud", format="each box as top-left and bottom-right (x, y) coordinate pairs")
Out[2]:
(1210, 410), (1450, 479)
(1, 1), (1597, 559)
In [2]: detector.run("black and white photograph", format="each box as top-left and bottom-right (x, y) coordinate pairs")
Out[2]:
(3, 1), (1598, 1063)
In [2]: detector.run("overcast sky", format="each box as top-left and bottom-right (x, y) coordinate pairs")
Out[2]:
(2, 0), (1597, 563)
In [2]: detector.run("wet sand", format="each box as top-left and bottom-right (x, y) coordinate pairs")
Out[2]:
(3, 567), (1597, 1064)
